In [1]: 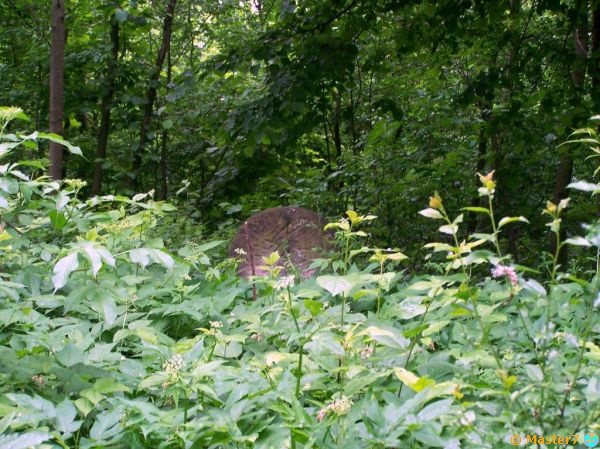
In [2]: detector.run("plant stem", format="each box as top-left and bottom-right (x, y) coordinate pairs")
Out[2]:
(488, 195), (502, 256)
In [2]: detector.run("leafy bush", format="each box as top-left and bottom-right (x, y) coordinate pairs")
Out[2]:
(0, 109), (598, 448)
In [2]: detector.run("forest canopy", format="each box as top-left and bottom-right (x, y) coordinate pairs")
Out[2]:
(0, 0), (598, 257)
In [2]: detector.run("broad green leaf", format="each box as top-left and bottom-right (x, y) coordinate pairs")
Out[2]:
(565, 236), (591, 246)
(37, 132), (83, 156)
(498, 216), (529, 228)
(149, 248), (174, 269)
(56, 344), (85, 367)
(393, 367), (420, 388)
(524, 364), (543, 382)
(359, 325), (409, 348)
(48, 210), (67, 230)
(303, 299), (323, 316)
(423, 242), (454, 252)
(52, 252), (79, 290)
(422, 320), (450, 337)
(0, 432), (52, 449)
(0, 142), (21, 158)
(568, 180), (598, 192)
(438, 224), (458, 235)
(129, 248), (150, 268)
(89, 409), (122, 440)
(417, 398), (453, 421)
(419, 208), (444, 219)
(93, 377), (130, 394)
(316, 275), (355, 296)
(346, 210), (359, 224)
(54, 399), (81, 435)
(91, 296), (117, 326)
(81, 242), (115, 277)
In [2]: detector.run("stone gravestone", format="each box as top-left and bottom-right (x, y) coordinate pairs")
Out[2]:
(228, 206), (330, 279)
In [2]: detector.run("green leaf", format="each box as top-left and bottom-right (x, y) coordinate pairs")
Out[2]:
(0, 432), (52, 449)
(37, 132), (84, 157)
(497, 216), (529, 228)
(56, 344), (85, 367)
(422, 320), (450, 337)
(149, 248), (174, 269)
(54, 399), (81, 435)
(48, 210), (67, 230)
(568, 180), (598, 192)
(438, 224), (458, 235)
(359, 325), (409, 348)
(524, 364), (543, 382)
(316, 275), (355, 296)
(565, 236), (591, 246)
(94, 377), (130, 394)
(303, 299), (323, 316)
(0, 142), (22, 158)
(91, 296), (117, 326)
(129, 248), (151, 268)
(74, 397), (93, 416)
(81, 242), (116, 277)
(419, 208), (444, 219)
(89, 409), (122, 440)
(461, 206), (490, 214)
(52, 252), (80, 290)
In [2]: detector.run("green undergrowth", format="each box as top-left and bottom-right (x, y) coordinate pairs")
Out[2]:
(0, 108), (599, 448)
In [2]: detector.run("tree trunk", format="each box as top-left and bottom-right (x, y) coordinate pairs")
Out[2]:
(332, 89), (342, 160)
(91, 19), (119, 196)
(158, 47), (172, 201)
(132, 0), (176, 191)
(49, 0), (66, 180)
(591, 5), (600, 108)
(552, 3), (589, 266)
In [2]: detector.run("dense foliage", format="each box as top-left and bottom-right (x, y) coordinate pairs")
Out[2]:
(1, 0), (600, 447)
(0, 0), (599, 259)
(1, 109), (599, 448)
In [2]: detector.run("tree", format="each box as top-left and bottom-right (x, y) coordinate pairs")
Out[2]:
(90, 12), (120, 196)
(49, 0), (66, 180)
(132, 0), (177, 191)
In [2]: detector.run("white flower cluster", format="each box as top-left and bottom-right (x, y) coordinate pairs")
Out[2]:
(275, 275), (295, 290)
(360, 346), (374, 359)
(316, 395), (353, 422)
(234, 247), (247, 255)
(250, 333), (264, 342)
(210, 320), (223, 329)
(163, 354), (185, 375)
(31, 374), (45, 388)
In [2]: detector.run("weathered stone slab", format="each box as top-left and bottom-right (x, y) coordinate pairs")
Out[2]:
(229, 206), (330, 278)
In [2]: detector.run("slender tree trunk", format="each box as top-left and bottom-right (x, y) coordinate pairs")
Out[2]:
(591, 5), (600, 108)
(332, 89), (342, 160)
(132, 0), (176, 191)
(552, 2), (589, 265)
(91, 19), (119, 196)
(158, 48), (172, 201)
(49, 0), (66, 180)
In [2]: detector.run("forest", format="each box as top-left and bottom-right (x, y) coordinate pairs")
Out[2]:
(0, 0), (599, 448)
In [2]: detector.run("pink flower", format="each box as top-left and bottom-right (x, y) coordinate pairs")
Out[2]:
(491, 264), (518, 287)
(316, 408), (328, 422)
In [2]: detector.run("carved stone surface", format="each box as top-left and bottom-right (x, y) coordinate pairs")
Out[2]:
(228, 206), (330, 278)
